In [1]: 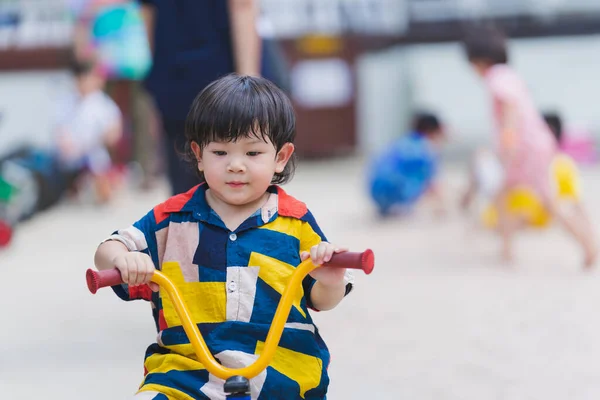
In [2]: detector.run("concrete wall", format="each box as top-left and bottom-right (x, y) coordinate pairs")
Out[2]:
(0, 70), (72, 155)
(356, 45), (413, 155)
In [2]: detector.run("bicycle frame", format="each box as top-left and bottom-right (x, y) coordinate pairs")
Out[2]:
(87, 250), (374, 398)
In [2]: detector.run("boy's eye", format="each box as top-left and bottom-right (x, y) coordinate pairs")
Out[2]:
(246, 151), (261, 156)
(212, 151), (227, 156)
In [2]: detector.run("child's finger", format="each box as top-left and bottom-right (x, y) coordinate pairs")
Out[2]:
(317, 243), (329, 263)
(333, 246), (349, 253)
(141, 259), (153, 286)
(132, 262), (142, 286)
(310, 246), (319, 264)
(323, 246), (335, 262)
(300, 251), (310, 261)
(149, 282), (160, 292)
(142, 263), (154, 286)
(134, 256), (148, 286)
(127, 258), (138, 286)
(117, 262), (129, 285)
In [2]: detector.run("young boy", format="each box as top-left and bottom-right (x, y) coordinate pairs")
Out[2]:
(55, 56), (122, 203)
(368, 112), (446, 216)
(93, 74), (354, 399)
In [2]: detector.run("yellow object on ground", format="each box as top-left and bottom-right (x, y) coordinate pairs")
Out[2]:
(481, 154), (580, 229)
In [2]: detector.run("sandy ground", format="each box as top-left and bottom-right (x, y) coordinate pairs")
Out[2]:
(2, 156), (600, 400)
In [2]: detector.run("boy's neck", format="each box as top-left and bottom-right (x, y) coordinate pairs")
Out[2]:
(77, 86), (100, 98)
(205, 189), (271, 232)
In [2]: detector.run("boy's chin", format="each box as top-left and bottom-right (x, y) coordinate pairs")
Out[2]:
(221, 191), (263, 206)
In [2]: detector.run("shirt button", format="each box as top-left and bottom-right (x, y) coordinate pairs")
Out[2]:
(229, 233), (237, 241)
(228, 281), (237, 292)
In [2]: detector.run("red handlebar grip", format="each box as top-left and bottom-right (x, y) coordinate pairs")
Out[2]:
(86, 268), (124, 294)
(321, 249), (374, 274)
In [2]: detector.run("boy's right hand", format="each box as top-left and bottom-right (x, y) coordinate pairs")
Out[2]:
(113, 252), (159, 292)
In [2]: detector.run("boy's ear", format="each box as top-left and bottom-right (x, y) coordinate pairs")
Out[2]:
(191, 142), (203, 171)
(275, 143), (295, 173)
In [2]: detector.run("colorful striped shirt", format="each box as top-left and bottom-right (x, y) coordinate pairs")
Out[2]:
(104, 184), (353, 399)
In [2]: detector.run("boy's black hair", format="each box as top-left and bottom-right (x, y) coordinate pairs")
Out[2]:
(543, 112), (563, 144)
(184, 74), (296, 185)
(68, 56), (96, 77)
(463, 24), (509, 65)
(65, 46), (96, 77)
(412, 112), (442, 136)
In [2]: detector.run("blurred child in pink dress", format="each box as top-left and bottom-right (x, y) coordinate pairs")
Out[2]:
(463, 25), (597, 267)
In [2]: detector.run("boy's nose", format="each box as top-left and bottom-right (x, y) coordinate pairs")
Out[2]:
(227, 158), (246, 172)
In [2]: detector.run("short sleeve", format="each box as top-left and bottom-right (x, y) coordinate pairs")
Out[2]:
(102, 209), (159, 302)
(485, 65), (522, 103)
(300, 210), (354, 310)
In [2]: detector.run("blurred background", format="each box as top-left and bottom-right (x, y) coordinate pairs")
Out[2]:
(2, 0), (600, 158)
(2, 1), (600, 399)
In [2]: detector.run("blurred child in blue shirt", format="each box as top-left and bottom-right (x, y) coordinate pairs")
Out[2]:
(368, 112), (446, 216)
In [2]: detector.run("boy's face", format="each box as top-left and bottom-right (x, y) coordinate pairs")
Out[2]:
(470, 60), (489, 77)
(427, 128), (446, 149)
(76, 70), (105, 94)
(192, 135), (294, 207)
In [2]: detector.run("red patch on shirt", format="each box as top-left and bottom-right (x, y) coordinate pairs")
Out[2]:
(153, 185), (201, 223)
(158, 309), (168, 331)
(276, 187), (307, 219)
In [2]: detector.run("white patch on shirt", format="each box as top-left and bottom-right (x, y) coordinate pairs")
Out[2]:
(284, 322), (315, 333)
(260, 192), (278, 223)
(103, 225), (148, 251)
(226, 266), (259, 322)
(155, 227), (168, 268)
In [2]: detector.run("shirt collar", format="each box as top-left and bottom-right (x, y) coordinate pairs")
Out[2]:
(181, 184), (280, 230)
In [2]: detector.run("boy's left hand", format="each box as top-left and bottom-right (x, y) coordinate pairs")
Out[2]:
(301, 242), (348, 287)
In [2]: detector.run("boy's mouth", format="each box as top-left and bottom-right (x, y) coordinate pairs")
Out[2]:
(226, 182), (247, 188)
